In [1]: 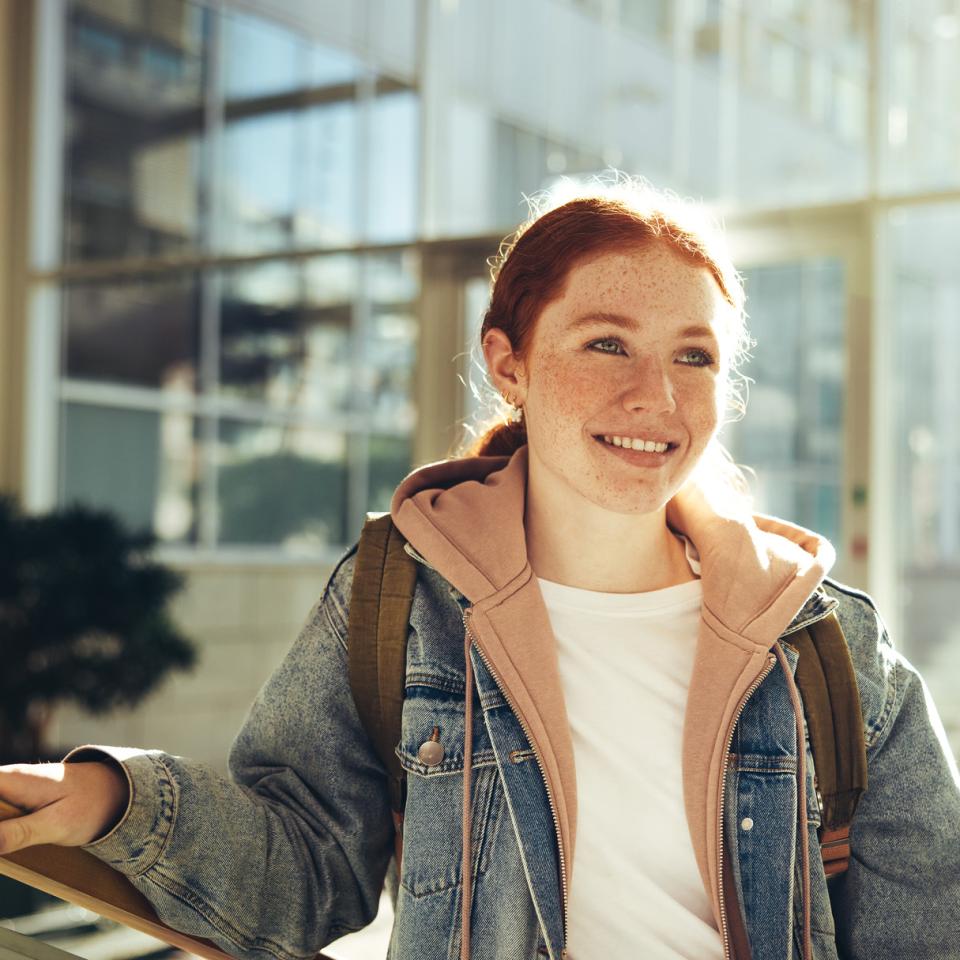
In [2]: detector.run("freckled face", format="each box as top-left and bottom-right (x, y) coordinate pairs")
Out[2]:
(518, 243), (729, 516)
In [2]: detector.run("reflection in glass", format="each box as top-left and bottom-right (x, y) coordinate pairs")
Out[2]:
(219, 92), (360, 253)
(220, 111), (300, 252)
(890, 206), (960, 686)
(723, 259), (844, 546)
(884, 3), (960, 194)
(366, 434), (413, 517)
(219, 259), (355, 415)
(219, 10), (367, 252)
(222, 11), (300, 100)
(61, 402), (198, 543)
(366, 91), (419, 242)
(65, 273), (200, 392)
(216, 420), (348, 548)
(362, 254), (419, 426)
(889, 204), (960, 756)
(735, 9), (868, 205)
(65, 0), (208, 261)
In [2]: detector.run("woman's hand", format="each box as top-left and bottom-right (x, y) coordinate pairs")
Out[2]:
(0, 761), (130, 855)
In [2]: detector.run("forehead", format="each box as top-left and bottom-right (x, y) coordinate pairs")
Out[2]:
(541, 243), (727, 332)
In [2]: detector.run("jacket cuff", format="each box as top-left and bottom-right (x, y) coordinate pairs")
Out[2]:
(61, 744), (175, 874)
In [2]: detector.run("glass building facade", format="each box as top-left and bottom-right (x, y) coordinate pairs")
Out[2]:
(19, 0), (960, 738)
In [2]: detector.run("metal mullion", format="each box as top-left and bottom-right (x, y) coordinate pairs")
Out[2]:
(670, 0), (693, 186)
(199, 1), (225, 552)
(60, 379), (201, 415)
(868, 204), (900, 640)
(346, 50), (377, 536)
(717, 0), (740, 203)
(23, 0), (66, 511)
(58, 376), (411, 437)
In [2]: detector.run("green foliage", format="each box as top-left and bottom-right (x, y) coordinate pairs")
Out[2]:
(0, 497), (196, 759)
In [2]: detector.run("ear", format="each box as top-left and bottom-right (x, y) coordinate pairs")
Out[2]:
(482, 328), (527, 403)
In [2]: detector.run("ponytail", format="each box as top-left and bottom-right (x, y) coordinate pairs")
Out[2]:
(458, 416), (527, 458)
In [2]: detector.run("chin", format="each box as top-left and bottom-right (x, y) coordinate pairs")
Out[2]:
(582, 487), (672, 517)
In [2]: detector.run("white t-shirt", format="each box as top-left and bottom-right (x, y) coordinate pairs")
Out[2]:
(538, 549), (724, 959)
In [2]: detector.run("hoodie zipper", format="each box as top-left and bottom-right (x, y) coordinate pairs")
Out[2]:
(718, 600), (839, 960)
(463, 607), (569, 959)
(718, 651), (777, 960)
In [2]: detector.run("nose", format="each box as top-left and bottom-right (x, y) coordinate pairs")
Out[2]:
(620, 354), (676, 414)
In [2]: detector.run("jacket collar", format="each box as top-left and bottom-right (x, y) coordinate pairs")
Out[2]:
(391, 445), (836, 934)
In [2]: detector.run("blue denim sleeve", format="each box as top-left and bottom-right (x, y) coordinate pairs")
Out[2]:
(828, 588), (960, 957)
(69, 549), (394, 960)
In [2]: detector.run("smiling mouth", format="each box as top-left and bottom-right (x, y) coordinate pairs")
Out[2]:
(593, 435), (678, 454)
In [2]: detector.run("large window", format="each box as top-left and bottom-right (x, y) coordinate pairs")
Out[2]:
(723, 258), (845, 551)
(58, 251), (417, 553)
(38, 0), (420, 556)
(888, 204), (960, 747)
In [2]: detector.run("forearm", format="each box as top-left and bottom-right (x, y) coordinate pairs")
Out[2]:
(71, 745), (384, 960)
(69, 558), (393, 960)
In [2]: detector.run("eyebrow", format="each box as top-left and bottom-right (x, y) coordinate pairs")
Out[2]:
(568, 312), (717, 340)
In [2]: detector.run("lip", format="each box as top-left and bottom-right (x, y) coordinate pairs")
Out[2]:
(593, 435), (677, 465)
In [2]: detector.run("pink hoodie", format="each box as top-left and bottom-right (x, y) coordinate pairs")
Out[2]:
(391, 446), (834, 960)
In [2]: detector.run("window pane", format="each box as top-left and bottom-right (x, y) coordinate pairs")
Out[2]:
(64, 273), (200, 392)
(61, 402), (198, 543)
(219, 11), (363, 253)
(216, 420), (348, 548)
(65, 0), (208, 262)
(366, 433), (413, 517)
(362, 254), (419, 427)
(723, 258), (845, 547)
(889, 206), (960, 737)
(883, 3), (960, 194)
(366, 90), (419, 242)
(219, 258), (357, 416)
(735, 11), (869, 205)
(222, 11), (302, 100)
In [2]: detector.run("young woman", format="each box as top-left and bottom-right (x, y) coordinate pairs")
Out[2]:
(1, 181), (958, 960)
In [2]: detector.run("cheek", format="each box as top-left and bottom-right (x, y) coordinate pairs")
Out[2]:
(527, 358), (597, 416)
(677, 377), (722, 433)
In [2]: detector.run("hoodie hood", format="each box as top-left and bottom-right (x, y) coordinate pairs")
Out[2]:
(391, 445), (835, 955)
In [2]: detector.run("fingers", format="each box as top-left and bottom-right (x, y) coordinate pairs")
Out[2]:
(0, 805), (65, 855)
(0, 764), (74, 854)
(0, 762), (130, 854)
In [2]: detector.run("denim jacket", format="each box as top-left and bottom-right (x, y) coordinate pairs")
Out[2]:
(74, 450), (960, 960)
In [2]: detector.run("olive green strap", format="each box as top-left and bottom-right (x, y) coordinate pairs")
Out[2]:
(791, 610), (868, 877)
(348, 513), (417, 816)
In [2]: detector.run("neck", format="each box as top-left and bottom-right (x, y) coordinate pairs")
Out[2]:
(524, 478), (696, 594)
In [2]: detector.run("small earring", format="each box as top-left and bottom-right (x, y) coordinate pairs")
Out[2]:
(503, 392), (523, 424)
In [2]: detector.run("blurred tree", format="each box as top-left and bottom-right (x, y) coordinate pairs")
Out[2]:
(0, 497), (196, 762)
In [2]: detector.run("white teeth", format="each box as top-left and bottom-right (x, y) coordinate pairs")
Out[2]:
(601, 435), (670, 453)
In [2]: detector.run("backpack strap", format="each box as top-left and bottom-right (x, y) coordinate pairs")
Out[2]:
(790, 609), (868, 879)
(347, 513), (417, 866)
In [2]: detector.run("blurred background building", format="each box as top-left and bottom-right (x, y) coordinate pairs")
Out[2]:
(0, 0), (958, 802)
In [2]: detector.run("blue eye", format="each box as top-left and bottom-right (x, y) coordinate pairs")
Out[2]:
(677, 348), (716, 367)
(588, 338), (626, 355)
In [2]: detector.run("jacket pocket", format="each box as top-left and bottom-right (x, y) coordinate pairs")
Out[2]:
(395, 679), (504, 898)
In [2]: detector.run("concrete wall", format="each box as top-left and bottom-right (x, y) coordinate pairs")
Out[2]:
(49, 562), (334, 773)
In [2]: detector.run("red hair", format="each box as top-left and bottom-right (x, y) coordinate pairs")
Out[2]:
(458, 179), (750, 459)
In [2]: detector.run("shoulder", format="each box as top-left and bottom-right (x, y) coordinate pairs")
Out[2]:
(820, 577), (907, 752)
(310, 542), (358, 653)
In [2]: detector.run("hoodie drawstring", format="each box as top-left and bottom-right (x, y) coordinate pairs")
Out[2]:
(773, 643), (812, 960)
(461, 630), (475, 960)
